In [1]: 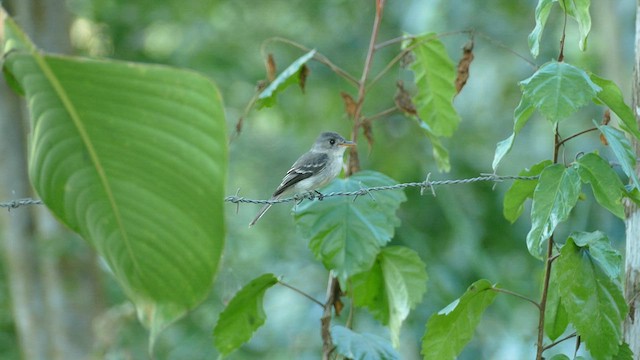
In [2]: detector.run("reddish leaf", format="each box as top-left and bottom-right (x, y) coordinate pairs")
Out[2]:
(394, 80), (417, 116)
(298, 64), (310, 93)
(266, 53), (277, 82)
(455, 39), (474, 94)
(341, 91), (357, 118)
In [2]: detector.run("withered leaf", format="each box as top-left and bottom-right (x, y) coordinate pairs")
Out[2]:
(266, 53), (277, 82)
(340, 91), (357, 118)
(455, 39), (474, 94)
(394, 80), (417, 116)
(298, 64), (310, 93)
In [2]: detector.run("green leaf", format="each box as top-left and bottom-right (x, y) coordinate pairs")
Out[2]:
(590, 74), (640, 141)
(560, 0), (591, 51)
(331, 325), (400, 360)
(421, 279), (497, 360)
(352, 246), (428, 347)
(255, 49), (316, 109)
(549, 355), (571, 360)
(492, 95), (536, 170)
(526, 164), (581, 259)
(556, 236), (627, 359)
(293, 171), (406, 282)
(597, 124), (640, 190)
(528, 0), (557, 58)
(418, 121), (451, 172)
(575, 153), (625, 219)
(545, 269), (569, 341)
(503, 160), (551, 223)
(570, 231), (622, 280)
(404, 33), (460, 138)
(3, 16), (227, 346)
(615, 343), (634, 360)
(213, 274), (278, 355)
(520, 61), (601, 123)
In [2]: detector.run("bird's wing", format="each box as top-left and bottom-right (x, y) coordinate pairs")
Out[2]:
(273, 152), (329, 197)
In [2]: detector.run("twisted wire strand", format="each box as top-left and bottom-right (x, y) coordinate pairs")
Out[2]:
(0, 174), (539, 209)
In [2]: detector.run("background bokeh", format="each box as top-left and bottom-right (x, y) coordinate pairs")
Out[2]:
(0, 1), (635, 359)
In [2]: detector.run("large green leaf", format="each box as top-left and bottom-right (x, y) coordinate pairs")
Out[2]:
(589, 74), (640, 140)
(421, 279), (497, 360)
(526, 164), (581, 259)
(574, 153), (625, 219)
(256, 49), (316, 109)
(492, 95), (536, 171)
(293, 171), (406, 282)
(597, 124), (640, 190)
(352, 246), (428, 347)
(503, 160), (551, 223)
(556, 234), (627, 359)
(3, 16), (227, 343)
(404, 33), (460, 138)
(528, 0), (557, 58)
(331, 325), (400, 360)
(213, 274), (278, 355)
(520, 61), (601, 123)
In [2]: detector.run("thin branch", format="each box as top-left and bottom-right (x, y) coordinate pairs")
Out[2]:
(278, 280), (324, 308)
(365, 106), (397, 122)
(556, 127), (598, 148)
(474, 32), (538, 70)
(260, 36), (359, 87)
(558, 0), (568, 62)
(542, 332), (577, 351)
(321, 273), (340, 360)
(491, 287), (541, 310)
(536, 234), (556, 360)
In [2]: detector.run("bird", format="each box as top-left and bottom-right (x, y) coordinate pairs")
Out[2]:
(249, 131), (355, 226)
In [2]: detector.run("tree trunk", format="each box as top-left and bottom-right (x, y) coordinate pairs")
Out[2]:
(624, 0), (640, 355)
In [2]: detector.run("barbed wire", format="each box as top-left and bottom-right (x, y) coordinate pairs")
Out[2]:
(0, 174), (539, 210)
(224, 174), (539, 205)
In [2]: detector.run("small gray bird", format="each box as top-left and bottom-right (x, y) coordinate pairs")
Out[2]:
(249, 131), (355, 226)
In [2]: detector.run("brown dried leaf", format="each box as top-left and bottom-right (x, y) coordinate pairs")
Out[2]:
(340, 91), (357, 118)
(298, 64), (310, 93)
(235, 116), (244, 134)
(602, 109), (611, 126)
(332, 281), (344, 316)
(599, 133), (609, 146)
(266, 53), (277, 82)
(363, 119), (374, 151)
(455, 39), (474, 94)
(394, 80), (417, 116)
(599, 110), (611, 145)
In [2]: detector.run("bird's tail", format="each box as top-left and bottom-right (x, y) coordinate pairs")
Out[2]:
(249, 203), (273, 226)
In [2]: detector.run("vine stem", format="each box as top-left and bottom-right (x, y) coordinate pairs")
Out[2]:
(347, 0), (385, 176)
(536, 235), (556, 360)
(536, 125), (563, 359)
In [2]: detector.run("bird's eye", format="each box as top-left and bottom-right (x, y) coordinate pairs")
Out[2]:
(329, 139), (336, 145)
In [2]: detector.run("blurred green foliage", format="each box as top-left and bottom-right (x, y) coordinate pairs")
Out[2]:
(0, 0), (634, 358)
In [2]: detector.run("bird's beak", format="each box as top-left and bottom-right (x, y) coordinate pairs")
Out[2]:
(340, 140), (356, 147)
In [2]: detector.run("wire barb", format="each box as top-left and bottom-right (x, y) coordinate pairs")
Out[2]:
(0, 174), (540, 210)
